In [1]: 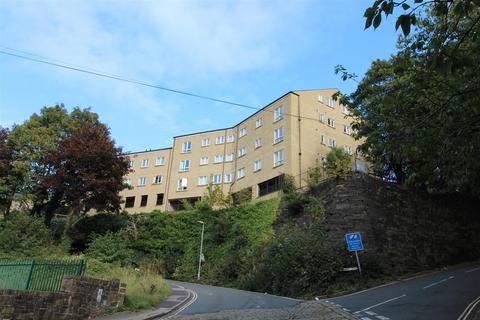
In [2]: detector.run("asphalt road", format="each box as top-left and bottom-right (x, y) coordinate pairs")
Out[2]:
(327, 263), (480, 320)
(167, 280), (302, 315)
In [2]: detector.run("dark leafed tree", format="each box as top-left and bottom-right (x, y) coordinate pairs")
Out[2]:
(0, 127), (19, 215)
(42, 121), (130, 221)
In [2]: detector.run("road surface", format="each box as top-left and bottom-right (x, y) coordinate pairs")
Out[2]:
(167, 280), (301, 315)
(327, 263), (480, 320)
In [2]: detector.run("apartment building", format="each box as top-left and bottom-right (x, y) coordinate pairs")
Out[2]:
(120, 89), (366, 213)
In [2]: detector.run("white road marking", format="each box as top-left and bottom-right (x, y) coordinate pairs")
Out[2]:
(466, 266), (480, 273)
(365, 311), (377, 315)
(161, 288), (198, 319)
(356, 294), (407, 313)
(423, 276), (454, 289)
(376, 316), (390, 320)
(457, 296), (480, 320)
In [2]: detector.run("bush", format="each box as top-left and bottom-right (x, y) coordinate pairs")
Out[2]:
(86, 231), (135, 265)
(325, 147), (353, 179)
(85, 258), (171, 311)
(68, 212), (130, 252)
(243, 223), (345, 297)
(0, 212), (58, 257)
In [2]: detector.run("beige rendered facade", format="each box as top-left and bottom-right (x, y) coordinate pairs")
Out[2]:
(120, 89), (366, 213)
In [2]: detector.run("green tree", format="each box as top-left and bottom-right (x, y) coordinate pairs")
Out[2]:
(337, 6), (480, 196)
(7, 105), (98, 215)
(325, 148), (353, 179)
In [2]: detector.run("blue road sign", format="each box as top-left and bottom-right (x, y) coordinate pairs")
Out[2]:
(345, 232), (364, 252)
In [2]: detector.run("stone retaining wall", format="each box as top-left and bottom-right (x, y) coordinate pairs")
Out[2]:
(0, 276), (126, 320)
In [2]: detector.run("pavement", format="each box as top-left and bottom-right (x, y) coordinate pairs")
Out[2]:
(327, 263), (480, 320)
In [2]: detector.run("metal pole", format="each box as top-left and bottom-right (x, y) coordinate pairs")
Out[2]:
(355, 251), (362, 274)
(197, 221), (205, 280)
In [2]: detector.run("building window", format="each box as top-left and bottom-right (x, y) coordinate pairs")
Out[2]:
(343, 125), (351, 134)
(239, 128), (247, 138)
(180, 159), (190, 172)
(198, 176), (207, 186)
(200, 156), (209, 165)
(129, 160), (135, 168)
(238, 147), (246, 158)
(320, 134), (325, 145)
(328, 137), (336, 148)
(326, 97), (334, 108)
(156, 193), (164, 206)
(258, 175), (284, 197)
(237, 167), (246, 179)
(182, 141), (192, 153)
(140, 195), (148, 207)
(155, 156), (166, 166)
(342, 105), (350, 115)
(125, 196), (135, 208)
(274, 150), (284, 167)
(255, 138), (263, 149)
(141, 159), (149, 168)
(254, 159), (262, 172)
(224, 173), (233, 183)
(327, 118), (335, 128)
(318, 95), (324, 103)
(201, 138), (210, 147)
(138, 177), (147, 186)
(274, 106), (284, 121)
(214, 154), (224, 163)
(153, 175), (163, 184)
(255, 118), (263, 128)
(227, 134), (235, 143)
(177, 178), (188, 191)
(225, 153), (234, 162)
(274, 126), (284, 144)
(124, 178), (132, 186)
(344, 145), (353, 155)
(319, 113), (325, 123)
(216, 136), (225, 144)
(212, 174), (222, 184)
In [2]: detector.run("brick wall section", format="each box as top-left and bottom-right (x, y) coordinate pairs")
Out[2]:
(0, 276), (126, 320)
(310, 172), (480, 273)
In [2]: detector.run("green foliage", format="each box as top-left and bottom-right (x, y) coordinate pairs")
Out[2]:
(200, 183), (232, 209)
(325, 148), (353, 179)
(306, 165), (326, 190)
(68, 212), (130, 252)
(0, 212), (58, 258)
(242, 223), (345, 297)
(86, 231), (135, 265)
(85, 258), (171, 311)
(232, 187), (252, 205)
(346, 2), (480, 197)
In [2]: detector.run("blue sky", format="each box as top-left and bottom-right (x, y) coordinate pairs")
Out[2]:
(0, 0), (400, 152)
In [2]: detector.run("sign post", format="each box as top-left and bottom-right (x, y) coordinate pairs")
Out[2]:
(345, 232), (364, 274)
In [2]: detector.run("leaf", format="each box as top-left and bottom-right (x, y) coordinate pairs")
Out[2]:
(402, 3), (411, 10)
(400, 15), (411, 36)
(373, 13), (382, 29)
(365, 15), (374, 29)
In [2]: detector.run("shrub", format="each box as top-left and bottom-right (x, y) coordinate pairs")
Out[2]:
(243, 223), (345, 297)
(86, 231), (135, 265)
(68, 212), (130, 252)
(0, 212), (57, 257)
(325, 147), (353, 179)
(85, 258), (171, 311)
(232, 187), (252, 205)
(306, 165), (325, 190)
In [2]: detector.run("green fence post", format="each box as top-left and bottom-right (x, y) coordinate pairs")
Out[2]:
(25, 259), (35, 290)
